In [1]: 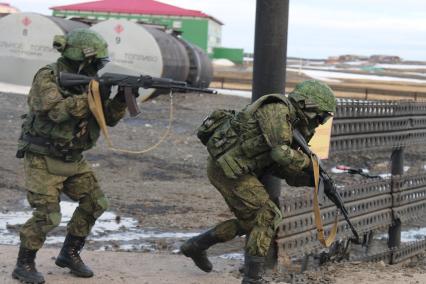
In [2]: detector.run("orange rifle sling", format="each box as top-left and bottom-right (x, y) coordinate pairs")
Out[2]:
(311, 153), (339, 247)
(87, 80), (174, 154)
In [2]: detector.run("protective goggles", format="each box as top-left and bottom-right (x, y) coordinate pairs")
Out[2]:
(304, 111), (333, 125)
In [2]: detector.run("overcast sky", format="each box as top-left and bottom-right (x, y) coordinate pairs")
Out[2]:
(8, 0), (426, 61)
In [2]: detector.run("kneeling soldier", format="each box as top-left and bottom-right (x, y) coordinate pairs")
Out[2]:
(181, 80), (336, 284)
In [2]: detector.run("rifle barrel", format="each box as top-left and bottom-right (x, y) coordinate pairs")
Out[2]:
(59, 71), (217, 94)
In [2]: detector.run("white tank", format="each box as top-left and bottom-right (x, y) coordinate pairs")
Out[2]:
(0, 13), (87, 85)
(91, 19), (190, 98)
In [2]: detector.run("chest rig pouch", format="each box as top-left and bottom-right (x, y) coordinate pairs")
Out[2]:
(16, 63), (98, 161)
(199, 94), (294, 179)
(197, 109), (236, 146)
(201, 109), (270, 179)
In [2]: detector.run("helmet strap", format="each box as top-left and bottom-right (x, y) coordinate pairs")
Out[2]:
(77, 57), (95, 74)
(77, 62), (85, 74)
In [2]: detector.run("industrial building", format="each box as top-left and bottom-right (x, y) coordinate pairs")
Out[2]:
(51, 0), (222, 54)
(51, 0), (244, 64)
(0, 2), (19, 15)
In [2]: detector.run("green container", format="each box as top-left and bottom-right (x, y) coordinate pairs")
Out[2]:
(213, 47), (244, 64)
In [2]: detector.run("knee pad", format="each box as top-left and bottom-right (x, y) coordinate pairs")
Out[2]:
(255, 200), (283, 231)
(34, 203), (62, 233)
(93, 194), (109, 219)
(245, 201), (283, 257)
(79, 188), (109, 220)
(214, 219), (246, 241)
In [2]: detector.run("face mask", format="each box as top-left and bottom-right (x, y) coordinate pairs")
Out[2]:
(93, 57), (110, 71)
(317, 112), (333, 124)
(77, 57), (100, 76)
(297, 122), (316, 142)
(303, 110), (333, 125)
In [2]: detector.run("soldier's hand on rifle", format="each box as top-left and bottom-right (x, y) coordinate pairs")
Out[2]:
(322, 176), (339, 204)
(322, 176), (334, 193)
(99, 82), (112, 101)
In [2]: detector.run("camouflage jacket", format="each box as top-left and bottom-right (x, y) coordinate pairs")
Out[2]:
(199, 94), (314, 187)
(18, 57), (127, 161)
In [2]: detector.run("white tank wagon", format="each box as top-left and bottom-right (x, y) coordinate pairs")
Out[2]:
(90, 19), (213, 98)
(177, 38), (213, 88)
(0, 13), (88, 86)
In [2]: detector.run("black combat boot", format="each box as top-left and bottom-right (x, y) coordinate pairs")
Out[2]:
(12, 246), (45, 284)
(55, 233), (93, 277)
(180, 229), (222, 272)
(241, 255), (268, 284)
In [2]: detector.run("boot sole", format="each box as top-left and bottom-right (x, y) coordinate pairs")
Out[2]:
(180, 247), (212, 273)
(12, 271), (45, 284)
(55, 259), (93, 278)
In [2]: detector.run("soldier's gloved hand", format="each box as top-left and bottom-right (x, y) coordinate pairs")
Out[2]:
(322, 176), (334, 192)
(115, 86), (140, 103)
(99, 82), (112, 101)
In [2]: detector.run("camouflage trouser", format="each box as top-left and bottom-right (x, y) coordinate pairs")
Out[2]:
(20, 152), (109, 250)
(207, 158), (283, 257)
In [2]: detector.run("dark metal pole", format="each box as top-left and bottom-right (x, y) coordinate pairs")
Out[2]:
(388, 148), (403, 252)
(252, 0), (289, 268)
(391, 148), (404, 176)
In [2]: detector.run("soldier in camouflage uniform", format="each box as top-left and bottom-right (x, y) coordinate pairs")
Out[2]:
(180, 80), (336, 284)
(12, 29), (128, 284)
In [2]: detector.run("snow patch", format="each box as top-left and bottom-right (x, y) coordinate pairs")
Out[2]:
(0, 82), (30, 95)
(0, 201), (199, 249)
(219, 252), (244, 261)
(213, 59), (235, 67)
(288, 68), (426, 84)
(215, 88), (251, 98)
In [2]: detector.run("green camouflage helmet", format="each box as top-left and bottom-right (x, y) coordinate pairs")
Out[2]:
(53, 29), (108, 61)
(289, 80), (336, 113)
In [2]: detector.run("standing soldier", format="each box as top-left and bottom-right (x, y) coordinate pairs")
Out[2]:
(13, 29), (128, 284)
(180, 80), (336, 284)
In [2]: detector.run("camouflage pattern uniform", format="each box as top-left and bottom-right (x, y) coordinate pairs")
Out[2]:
(181, 80), (336, 284)
(13, 29), (126, 283)
(18, 57), (126, 251)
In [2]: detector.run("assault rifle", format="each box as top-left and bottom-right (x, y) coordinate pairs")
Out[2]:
(59, 72), (217, 117)
(292, 129), (361, 243)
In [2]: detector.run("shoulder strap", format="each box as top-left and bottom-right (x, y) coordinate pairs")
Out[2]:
(246, 94), (299, 127)
(245, 94), (289, 114)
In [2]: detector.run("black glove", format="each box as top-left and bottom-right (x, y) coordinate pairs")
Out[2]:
(322, 176), (334, 193)
(99, 82), (112, 101)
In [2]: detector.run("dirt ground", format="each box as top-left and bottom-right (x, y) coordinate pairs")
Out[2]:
(2, 245), (426, 284)
(0, 244), (242, 284)
(2, 90), (426, 283)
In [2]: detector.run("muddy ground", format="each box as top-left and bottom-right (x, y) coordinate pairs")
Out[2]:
(1, 245), (426, 284)
(2, 90), (426, 283)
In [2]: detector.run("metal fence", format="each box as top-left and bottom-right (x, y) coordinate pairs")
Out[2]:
(276, 100), (426, 265)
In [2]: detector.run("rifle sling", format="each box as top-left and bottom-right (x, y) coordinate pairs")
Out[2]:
(311, 153), (339, 247)
(87, 80), (174, 154)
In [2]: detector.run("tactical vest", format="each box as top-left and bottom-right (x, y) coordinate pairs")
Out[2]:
(197, 94), (296, 179)
(17, 64), (100, 162)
